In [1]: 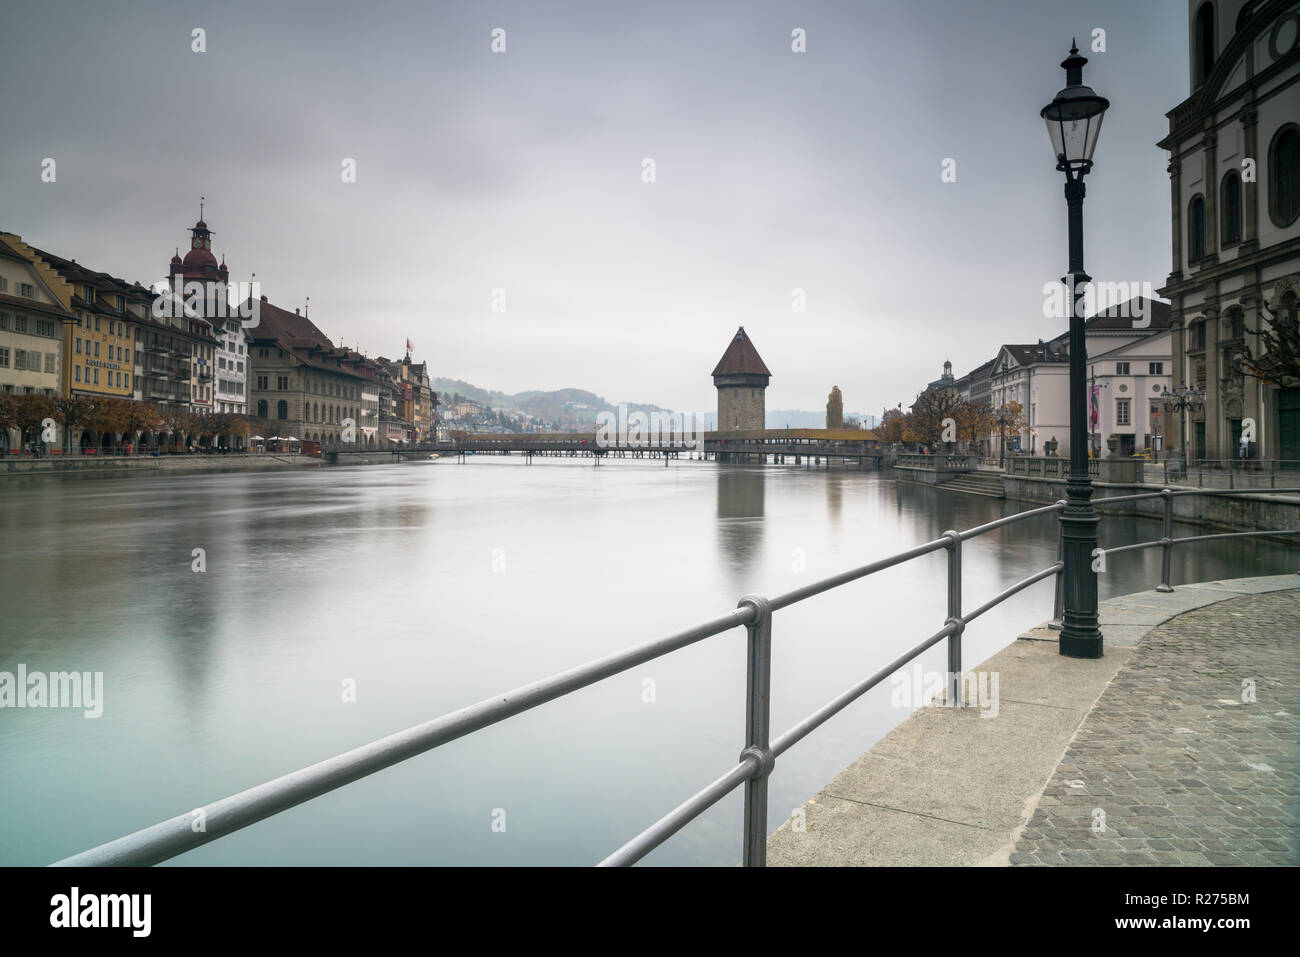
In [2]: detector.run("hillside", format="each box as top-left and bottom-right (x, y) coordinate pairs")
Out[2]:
(432, 378), (669, 428)
(432, 378), (876, 431)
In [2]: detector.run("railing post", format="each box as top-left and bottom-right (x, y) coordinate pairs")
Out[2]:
(943, 530), (963, 707)
(737, 595), (774, 867)
(1050, 500), (1066, 629)
(1157, 488), (1175, 592)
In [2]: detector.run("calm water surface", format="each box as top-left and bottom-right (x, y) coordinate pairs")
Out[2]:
(1, 458), (1295, 865)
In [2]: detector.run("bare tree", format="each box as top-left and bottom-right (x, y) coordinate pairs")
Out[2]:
(1237, 294), (1300, 388)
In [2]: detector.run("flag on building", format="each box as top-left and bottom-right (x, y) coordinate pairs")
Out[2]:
(1089, 386), (1100, 431)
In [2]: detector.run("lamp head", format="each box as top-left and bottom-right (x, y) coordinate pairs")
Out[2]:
(1041, 40), (1109, 177)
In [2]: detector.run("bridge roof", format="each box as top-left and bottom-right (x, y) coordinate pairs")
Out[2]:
(707, 428), (878, 441)
(712, 326), (771, 377)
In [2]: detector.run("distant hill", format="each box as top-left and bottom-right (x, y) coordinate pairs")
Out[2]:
(432, 378), (875, 431)
(433, 378), (669, 428)
(431, 378), (508, 408)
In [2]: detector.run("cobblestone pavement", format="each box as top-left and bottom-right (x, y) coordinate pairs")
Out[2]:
(1011, 589), (1300, 866)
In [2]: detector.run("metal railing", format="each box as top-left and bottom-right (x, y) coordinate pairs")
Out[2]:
(1048, 486), (1300, 626)
(51, 489), (1300, 868)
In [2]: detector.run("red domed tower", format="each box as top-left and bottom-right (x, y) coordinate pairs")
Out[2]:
(171, 206), (221, 283)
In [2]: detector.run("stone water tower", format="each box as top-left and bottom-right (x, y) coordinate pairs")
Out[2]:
(712, 327), (771, 431)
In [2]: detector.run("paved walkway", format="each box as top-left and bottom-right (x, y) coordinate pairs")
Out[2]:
(766, 575), (1299, 866)
(1011, 588), (1300, 866)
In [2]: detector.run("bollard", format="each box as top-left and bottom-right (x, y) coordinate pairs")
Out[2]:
(1157, 488), (1174, 592)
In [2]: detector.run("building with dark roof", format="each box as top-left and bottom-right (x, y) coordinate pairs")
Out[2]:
(0, 234), (76, 426)
(988, 297), (1173, 455)
(246, 296), (379, 448)
(712, 326), (770, 431)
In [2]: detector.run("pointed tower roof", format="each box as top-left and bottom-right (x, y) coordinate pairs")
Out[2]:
(711, 326), (771, 377)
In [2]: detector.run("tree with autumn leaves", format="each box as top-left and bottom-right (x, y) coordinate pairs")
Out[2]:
(2, 394), (250, 454)
(990, 400), (1028, 458)
(1, 393), (57, 450)
(874, 406), (906, 443)
(51, 395), (99, 453)
(870, 393), (1024, 457)
(902, 388), (967, 448)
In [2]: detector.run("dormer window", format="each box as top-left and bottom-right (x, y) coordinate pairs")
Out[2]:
(84, 284), (95, 302)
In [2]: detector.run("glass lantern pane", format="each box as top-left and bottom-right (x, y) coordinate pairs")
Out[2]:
(1082, 111), (1103, 162)
(1061, 116), (1089, 163)
(1045, 119), (1065, 162)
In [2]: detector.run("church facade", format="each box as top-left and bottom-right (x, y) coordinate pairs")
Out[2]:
(1158, 0), (1300, 462)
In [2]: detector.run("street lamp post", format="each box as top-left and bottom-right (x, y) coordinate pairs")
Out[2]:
(1160, 383), (1206, 472)
(1042, 40), (1109, 660)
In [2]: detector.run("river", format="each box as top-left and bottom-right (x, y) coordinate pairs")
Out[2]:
(1, 458), (1294, 865)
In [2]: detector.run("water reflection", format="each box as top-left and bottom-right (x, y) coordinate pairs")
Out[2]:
(715, 466), (766, 581)
(825, 470), (844, 519)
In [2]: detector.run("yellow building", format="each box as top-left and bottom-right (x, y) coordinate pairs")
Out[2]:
(31, 250), (140, 400)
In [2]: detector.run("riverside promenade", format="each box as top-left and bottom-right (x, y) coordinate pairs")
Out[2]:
(0, 452), (320, 477)
(767, 575), (1299, 866)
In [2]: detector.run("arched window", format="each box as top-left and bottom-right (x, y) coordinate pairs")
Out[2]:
(277, 400), (288, 420)
(257, 399), (267, 418)
(1188, 194), (1206, 260)
(1269, 124), (1300, 227)
(1195, 3), (1215, 85)
(1221, 170), (1241, 244)
(1227, 308), (1244, 340)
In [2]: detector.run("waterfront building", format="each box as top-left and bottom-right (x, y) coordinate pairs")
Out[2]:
(1158, 0), (1300, 462)
(956, 358), (996, 408)
(988, 299), (1172, 455)
(21, 249), (139, 404)
(0, 234), (75, 450)
(1087, 328), (1175, 456)
(359, 377), (380, 447)
(405, 357), (438, 442)
(374, 356), (415, 445)
(246, 296), (376, 447)
(712, 326), (770, 431)
(29, 244), (219, 422)
(166, 215), (248, 417)
(989, 344), (1069, 455)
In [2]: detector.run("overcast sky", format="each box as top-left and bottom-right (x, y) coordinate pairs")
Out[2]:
(0, 0), (1186, 415)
